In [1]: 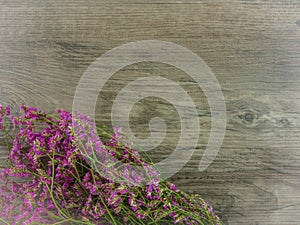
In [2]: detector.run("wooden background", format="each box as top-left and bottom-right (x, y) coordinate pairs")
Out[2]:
(0, 0), (300, 224)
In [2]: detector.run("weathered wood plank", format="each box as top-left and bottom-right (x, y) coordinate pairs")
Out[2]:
(0, 0), (300, 224)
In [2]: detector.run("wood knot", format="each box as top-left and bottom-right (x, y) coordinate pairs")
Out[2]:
(238, 110), (258, 125)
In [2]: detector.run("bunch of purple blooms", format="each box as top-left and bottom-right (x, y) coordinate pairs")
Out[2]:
(0, 104), (222, 225)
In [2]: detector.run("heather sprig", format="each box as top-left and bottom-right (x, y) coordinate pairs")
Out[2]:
(0, 104), (222, 225)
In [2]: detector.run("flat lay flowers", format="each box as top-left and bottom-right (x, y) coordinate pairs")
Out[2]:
(0, 104), (222, 224)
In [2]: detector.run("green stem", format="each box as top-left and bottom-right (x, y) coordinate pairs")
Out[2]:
(0, 217), (9, 225)
(90, 169), (117, 225)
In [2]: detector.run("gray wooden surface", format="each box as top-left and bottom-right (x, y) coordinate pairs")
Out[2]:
(1, 1), (300, 224)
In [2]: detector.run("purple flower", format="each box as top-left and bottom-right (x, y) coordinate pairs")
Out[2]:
(0, 104), (222, 224)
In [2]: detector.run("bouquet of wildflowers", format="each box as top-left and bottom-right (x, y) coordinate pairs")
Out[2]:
(0, 104), (222, 225)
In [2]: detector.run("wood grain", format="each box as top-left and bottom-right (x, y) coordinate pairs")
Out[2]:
(1, 0), (300, 224)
